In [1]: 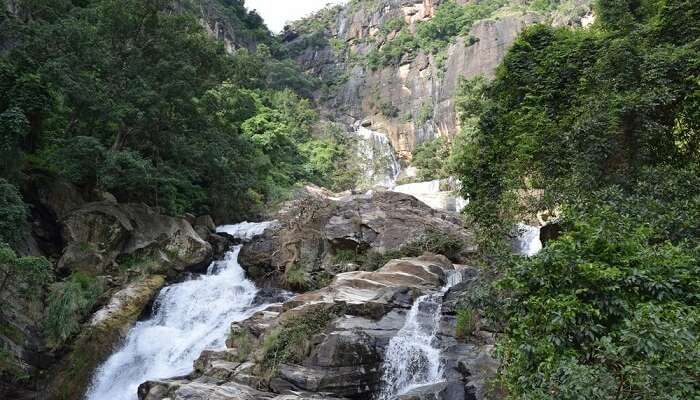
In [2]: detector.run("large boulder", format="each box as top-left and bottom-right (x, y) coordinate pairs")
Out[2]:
(57, 202), (212, 276)
(240, 186), (476, 288)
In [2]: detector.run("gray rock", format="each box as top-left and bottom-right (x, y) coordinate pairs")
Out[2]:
(57, 202), (212, 276)
(240, 186), (475, 288)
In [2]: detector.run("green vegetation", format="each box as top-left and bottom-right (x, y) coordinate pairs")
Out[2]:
(0, 180), (27, 246)
(367, 0), (509, 68)
(260, 305), (342, 374)
(455, 307), (478, 339)
(0, 0), (350, 224)
(450, 0), (700, 397)
(361, 230), (466, 271)
(227, 329), (253, 362)
(283, 262), (309, 291)
(44, 272), (103, 348)
(411, 137), (451, 181)
(0, 242), (52, 298)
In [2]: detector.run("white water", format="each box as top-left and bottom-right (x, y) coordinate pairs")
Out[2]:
(217, 220), (278, 240)
(393, 178), (468, 213)
(355, 126), (402, 188)
(378, 271), (463, 399)
(514, 223), (543, 256)
(86, 223), (272, 400)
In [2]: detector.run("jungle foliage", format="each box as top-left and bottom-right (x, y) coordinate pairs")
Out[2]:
(0, 0), (353, 224)
(450, 0), (700, 397)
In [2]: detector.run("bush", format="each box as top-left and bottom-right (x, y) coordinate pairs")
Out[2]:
(44, 272), (103, 348)
(496, 204), (700, 399)
(227, 329), (252, 362)
(0, 242), (52, 298)
(52, 136), (106, 188)
(411, 138), (451, 181)
(455, 307), (478, 339)
(283, 262), (309, 291)
(0, 180), (27, 245)
(260, 305), (342, 375)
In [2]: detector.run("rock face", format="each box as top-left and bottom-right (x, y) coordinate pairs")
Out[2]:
(287, 0), (593, 158)
(139, 256), (498, 400)
(58, 202), (213, 276)
(239, 186), (476, 288)
(46, 275), (167, 400)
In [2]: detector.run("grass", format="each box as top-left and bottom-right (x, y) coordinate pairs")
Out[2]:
(455, 307), (478, 339)
(259, 304), (343, 375)
(228, 329), (253, 362)
(283, 262), (309, 291)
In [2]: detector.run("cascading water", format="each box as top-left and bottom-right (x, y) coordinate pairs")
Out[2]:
(377, 271), (463, 399)
(514, 223), (543, 257)
(85, 223), (272, 400)
(216, 220), (278, 240)
(393, 178), (469, 213)
(355, 126), (402, 188)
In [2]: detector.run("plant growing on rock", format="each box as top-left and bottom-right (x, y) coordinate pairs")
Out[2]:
(259, 304), (343, 377)
(455, 307), (479, 339)
(44, 272), (103, 348)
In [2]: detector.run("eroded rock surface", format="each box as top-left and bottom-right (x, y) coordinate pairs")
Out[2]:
(240, 186), (476, 288)
(139, 256), (498, 400)
(58, 202), (213, 276)
(287, 0), (593, 157)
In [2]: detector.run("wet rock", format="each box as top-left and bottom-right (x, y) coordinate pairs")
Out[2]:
(252, 287), (295, 306)
(399, 381), (467, 400)
(47, 275), (166, 400)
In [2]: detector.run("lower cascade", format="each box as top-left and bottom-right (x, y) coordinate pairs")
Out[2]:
(378, 271), (463, 399)
(85, 223), (269, 400)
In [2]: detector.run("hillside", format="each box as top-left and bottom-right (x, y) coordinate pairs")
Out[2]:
(284, 0), (594, 158)
(1, 0), (698, 400)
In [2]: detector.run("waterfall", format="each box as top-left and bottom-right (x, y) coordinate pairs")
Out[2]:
(216, 220), (278, 240)
(377, 271), (463, 399)
(85, 222), (271, 400)
(514, 223), (542, 257)
(355, 126), (402, 188)
(393, 178), (469, 213)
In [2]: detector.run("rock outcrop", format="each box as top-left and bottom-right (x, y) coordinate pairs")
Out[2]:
(46, 275), (167, 400)
(287, 0), (593, 158)
(239, 186), (476, 289)
(139, 255), (498, 400)
(58, 202), (213, 277)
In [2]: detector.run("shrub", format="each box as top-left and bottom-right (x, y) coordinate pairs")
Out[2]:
(333, 248), (360, 263)
(44, 272), (103, 348)
(227, 329), (253, 362)
(0, 242), (52, 298)
(0, 180), (27, 245)
(496, 204), (700, 399)
(260, 305), (342, 375)
(283, 262), (309, 291)
(455, 307), (478, 339)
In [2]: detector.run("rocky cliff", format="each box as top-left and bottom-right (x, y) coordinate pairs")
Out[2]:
(286, 0), (593, 159)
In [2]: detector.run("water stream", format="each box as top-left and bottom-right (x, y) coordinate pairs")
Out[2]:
(85, 223), (271, 400)
(377, 271), (463, 399)
(355, 126), (402, 188)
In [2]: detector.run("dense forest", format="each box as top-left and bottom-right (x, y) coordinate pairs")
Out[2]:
(0, 0), (357, 234)
(449, 0), (700, 397)
(1, 0), (698, 399)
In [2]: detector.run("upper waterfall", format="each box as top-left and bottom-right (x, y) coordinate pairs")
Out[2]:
(355, 126), (402, 188)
